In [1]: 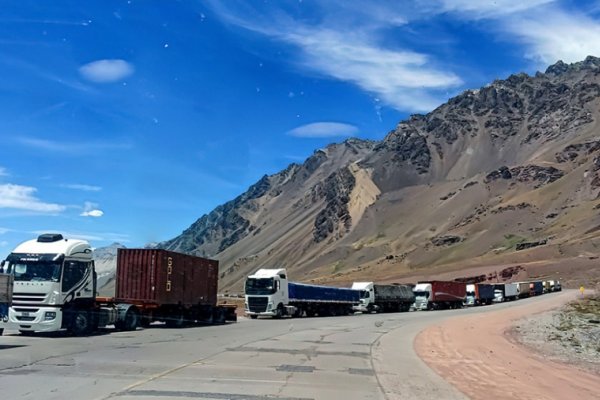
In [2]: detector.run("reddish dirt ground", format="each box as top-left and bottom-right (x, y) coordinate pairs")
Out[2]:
(415, 291), (600, 400)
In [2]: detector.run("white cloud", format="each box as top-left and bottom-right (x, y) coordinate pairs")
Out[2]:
(17, 136), (132, 153)
(207, 2), (462, 112)
(287, 122), (359, 138)
(79, 59), (134, 83)
(436, 0), (555, 18)
(506, 11), (600, 64)
(0, 241), (7, 247)
(0, 184), (66, 213)
(0, 227), (10, 235)
(433, 1), (600, 66)
(80, 201), (104, 218)
(61, 183), (102, 192)
(0, 167), (8, 177)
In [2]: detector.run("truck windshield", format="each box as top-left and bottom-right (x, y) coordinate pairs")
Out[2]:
(8, 261), (61, 282)
(360, 290), (369, 299)
(413, 291), (429, 298)
(245, 278), (275, 295)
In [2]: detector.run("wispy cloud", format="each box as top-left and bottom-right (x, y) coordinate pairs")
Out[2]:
(79, 59), (134, 83)
(0, 167), (8, 177)
(434, 1), (600, 65)
(287, 122), (359, 138)
(61, 183), (102, 192)
(434, 0), (555, 18)
(80, 201), (104, 218)
(0, 184), (65, 213)
(207, 1), (462, 112)
(17, 136), (133, 154)
(505, 10), (600, 64)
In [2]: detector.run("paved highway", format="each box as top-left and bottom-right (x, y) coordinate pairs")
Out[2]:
(0, 294), (565, 400)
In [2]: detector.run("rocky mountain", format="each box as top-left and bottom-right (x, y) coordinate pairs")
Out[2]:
(137, 57), (600, 292)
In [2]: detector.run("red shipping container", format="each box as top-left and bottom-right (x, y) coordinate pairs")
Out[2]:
(115, 249), (218, 307)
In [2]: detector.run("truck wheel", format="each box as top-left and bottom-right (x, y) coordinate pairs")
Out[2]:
(166, 311), (186, 328)
(0, 328), (3, 336)
(250, 315), (258, 319)
(116, 307), (139, 331)
(70, 310), (92, 336)
(274, 304), (284, 319)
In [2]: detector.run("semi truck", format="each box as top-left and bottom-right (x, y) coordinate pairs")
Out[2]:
(493, 282), (519, 302)
(0, 234), (235, 335)
(465, 283), (495, 306)
(0, 273), (13, 336)
(245, 269), (360, 318)
(412, 281), (466, 310)
(351, 282), (414, 313)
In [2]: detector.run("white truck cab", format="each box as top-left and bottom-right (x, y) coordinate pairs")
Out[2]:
(0, 234), (95, 333)
(412, 283), (431, 310)
(466, 284), (476, 306)
(245, 269), (294, 319)
(351, 282), (376, 312)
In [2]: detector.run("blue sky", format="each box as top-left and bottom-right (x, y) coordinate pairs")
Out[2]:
(1, 0), (600, 254)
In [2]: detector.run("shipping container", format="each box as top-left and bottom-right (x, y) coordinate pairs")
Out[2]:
(116, 248), (218, 307)
(112, 249), (234, 326)
(0, 273), (12, 305)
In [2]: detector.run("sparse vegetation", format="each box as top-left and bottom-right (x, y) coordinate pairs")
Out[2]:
(503, 233), (528, 249)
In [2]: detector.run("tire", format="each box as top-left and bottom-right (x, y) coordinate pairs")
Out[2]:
(69, 310), (92, 336)
(0, 328), (3, 336)
(116, 307), (139, 331)
(250, 315), (258, 319)
(274, 304), (284, 319)
(165, 311), (186, 328)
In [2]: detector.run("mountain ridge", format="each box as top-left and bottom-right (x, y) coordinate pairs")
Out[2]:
(111, 57), (600, 293)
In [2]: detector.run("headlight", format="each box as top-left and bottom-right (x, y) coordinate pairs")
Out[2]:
(44, 312), (56, 321)
(49, 291), (59, 305)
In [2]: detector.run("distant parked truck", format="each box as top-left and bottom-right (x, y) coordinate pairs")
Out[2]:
(245, 269), (360, 318)
(465, 283), (495, 306)
(529, 281), (544, 296)
(517, 282), (531, 299)
(0, 273), (13, 336)
(352, 282), (414, 313)
(413, 281), (466, 310)
(493, 283), (519, 302)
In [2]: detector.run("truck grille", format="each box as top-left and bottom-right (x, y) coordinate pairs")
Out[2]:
(247, 296), (268, 313)
(12, 292), (48, 307)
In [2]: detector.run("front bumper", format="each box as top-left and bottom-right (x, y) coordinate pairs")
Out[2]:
(6, 307), (62, 333)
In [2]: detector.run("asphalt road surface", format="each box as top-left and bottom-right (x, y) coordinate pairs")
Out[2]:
(0, 293), (566, 400)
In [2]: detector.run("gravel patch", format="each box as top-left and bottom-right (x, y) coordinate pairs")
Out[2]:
(513, 295), (600, 374)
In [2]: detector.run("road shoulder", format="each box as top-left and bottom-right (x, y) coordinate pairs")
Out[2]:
(414, 291), (600, 400)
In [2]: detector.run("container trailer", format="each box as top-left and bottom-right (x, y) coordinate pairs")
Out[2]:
(0, 234), (235, 336)
(0, 273), (13, 336)
(465, 283), (495, 306)
(413, 281), (466, 310)
(351, 282), (414, 313)
(245, 269), (360, 318)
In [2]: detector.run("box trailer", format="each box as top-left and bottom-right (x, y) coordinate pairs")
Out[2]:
(466, 283), (495, 306)
(493, 283), (519, 302)
(413, 281), (466, 310)
(517, 282), (531, 298)
(529, 281), (543, 296)
(352, 282), (414, 313)
(245, 269), (360, 318)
